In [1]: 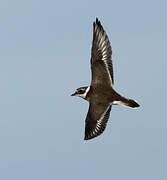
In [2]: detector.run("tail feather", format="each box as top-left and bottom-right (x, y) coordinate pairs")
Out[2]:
(126, 99), (140, 108)
(113, 98), (140, 108)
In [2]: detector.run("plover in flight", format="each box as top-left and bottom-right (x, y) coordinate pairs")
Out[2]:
(71, 18), (140, 140)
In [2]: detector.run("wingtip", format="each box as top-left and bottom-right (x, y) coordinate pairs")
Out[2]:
(84, 135), (93, 141)
(93, 18), (103, 33)
(84, 134), (89, 140)
(94, 18), (100, 25)
(84, 132), (101, 140)
(96, 18), (101, 25)
(84, 134), (102, 141)
(84, 133), (94, 140)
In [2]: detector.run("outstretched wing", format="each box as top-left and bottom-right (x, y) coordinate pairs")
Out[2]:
(84, 102), (112, 140)
(91, 18), (114, 87)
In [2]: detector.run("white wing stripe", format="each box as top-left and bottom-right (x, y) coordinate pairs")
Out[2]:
(103, 61), (113, 86)
(95, 105), (110, 133)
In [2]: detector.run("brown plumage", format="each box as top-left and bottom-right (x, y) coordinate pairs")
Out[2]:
(71, 18), (140, 140)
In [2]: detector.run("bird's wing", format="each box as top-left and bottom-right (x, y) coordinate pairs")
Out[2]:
(90, 18), (114, 87)
(84, 102), (112, 140)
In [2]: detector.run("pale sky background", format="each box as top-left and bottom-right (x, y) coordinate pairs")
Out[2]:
(0, 0), (167, 179)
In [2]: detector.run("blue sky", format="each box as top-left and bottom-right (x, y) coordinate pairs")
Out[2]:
(0, 0), (167, 179)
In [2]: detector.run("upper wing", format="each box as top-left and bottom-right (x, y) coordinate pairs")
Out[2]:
(91, 18), (114, 87)
(84, 102), (112, 140)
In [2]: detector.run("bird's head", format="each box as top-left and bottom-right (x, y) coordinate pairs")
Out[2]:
(71, 86), (90, 99)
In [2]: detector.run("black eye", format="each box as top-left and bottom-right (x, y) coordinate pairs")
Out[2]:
(78, 90), (84, 94)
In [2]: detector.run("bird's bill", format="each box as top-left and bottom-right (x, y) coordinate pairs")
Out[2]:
(71, 92), (76, 96)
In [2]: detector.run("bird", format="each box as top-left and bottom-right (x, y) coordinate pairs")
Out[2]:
(71, 18), (140, 140)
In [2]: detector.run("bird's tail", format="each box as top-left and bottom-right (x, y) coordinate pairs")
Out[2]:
(113, 97), (140, 108)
